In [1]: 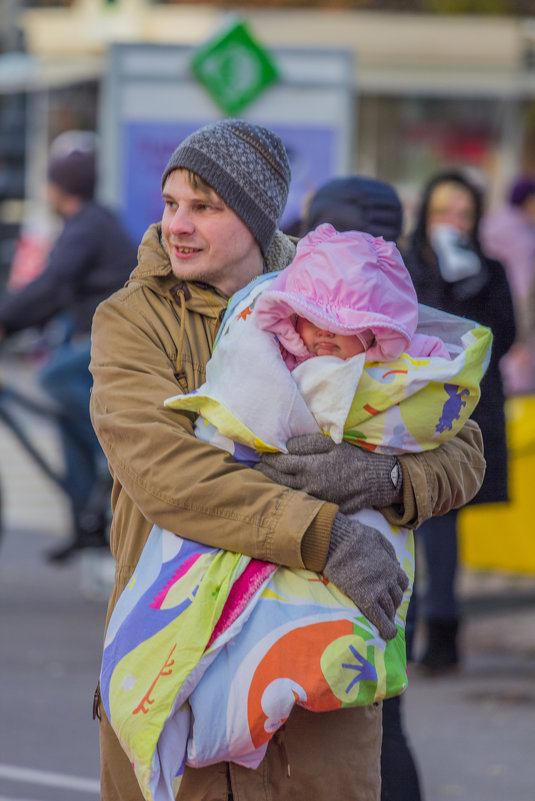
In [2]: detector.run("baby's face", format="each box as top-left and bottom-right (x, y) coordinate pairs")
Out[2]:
(296, 317), (365, 360)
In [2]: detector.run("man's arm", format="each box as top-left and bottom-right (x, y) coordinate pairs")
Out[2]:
(0, 215), (93, 334)
(89, 290), (335, 571)
(258, 419), (485, 530)
(387, 418), (485, 528)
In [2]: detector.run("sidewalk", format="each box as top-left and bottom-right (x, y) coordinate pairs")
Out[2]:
(405, 569), (535, 801)
(0, 352), (71, 540)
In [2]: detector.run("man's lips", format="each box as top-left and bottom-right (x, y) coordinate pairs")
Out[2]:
(172, 245), (202, 257)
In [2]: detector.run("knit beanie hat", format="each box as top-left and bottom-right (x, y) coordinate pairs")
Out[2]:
(304, 176), (403, 243)
(161, 119), (291, 255)
(509, 176), (535, 207)
(47, 150), (96, 200)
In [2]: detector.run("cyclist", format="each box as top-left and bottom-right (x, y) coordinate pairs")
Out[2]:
(0, 132), (137, 561)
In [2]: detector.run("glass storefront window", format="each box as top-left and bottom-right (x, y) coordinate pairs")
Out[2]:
(357, 93), (523, 228)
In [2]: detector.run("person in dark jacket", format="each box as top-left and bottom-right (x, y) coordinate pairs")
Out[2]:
(303, 175), (404, 243)
(301, 174), (424, 801)
(0, 138), (137, 561)
(402, 169), (516, 674)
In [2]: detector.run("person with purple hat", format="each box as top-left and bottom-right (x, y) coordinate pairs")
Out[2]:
(481, 175), (535, 395)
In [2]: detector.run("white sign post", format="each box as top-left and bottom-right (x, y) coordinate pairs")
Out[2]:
(99, 41), (355, 245)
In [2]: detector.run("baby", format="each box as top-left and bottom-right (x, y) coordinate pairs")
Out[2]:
(253, 222), (450, 376)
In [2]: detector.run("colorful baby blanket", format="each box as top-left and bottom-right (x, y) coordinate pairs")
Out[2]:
(100, 272), (492, 801)
(170, 273), (491, 457)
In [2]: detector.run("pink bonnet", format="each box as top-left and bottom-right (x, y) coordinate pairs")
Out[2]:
(254, 223), (419, 362)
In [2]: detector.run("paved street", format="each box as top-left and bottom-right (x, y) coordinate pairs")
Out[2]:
(1, 355), (104, 800)
(0, 526), (104, 801)
(407, 571), (535, 801)
(1, 356), (534, 801)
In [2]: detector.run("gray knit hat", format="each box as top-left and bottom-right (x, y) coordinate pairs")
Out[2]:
(161, 119), (291, 255)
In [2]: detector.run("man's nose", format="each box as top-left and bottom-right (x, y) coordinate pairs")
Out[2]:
(169, 206), (195, 235)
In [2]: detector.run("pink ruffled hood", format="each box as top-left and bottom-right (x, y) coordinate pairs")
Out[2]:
(254, 223), (419, 364)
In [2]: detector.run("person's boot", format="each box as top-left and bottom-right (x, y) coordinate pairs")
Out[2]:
(45, 512), (109, 564)
(417, 618), (460, 676)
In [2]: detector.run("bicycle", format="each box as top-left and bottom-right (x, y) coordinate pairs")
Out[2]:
(0, 354), (112, 561)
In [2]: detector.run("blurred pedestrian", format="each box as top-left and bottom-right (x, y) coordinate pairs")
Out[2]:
(481, 176), (535, 395)
(302, 174), (424, 801)
(303, 175), (404, 243)
(0, 132), (137, 562)
(402, 170), (516, 675)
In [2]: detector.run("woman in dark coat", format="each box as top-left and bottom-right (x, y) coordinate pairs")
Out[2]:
(302, 174), (423, 801)
(402, 170), (516, 673)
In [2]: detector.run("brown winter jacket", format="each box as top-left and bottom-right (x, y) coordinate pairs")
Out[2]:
(90, 223), (485, 801)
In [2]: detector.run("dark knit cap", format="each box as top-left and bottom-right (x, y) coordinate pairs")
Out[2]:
(161, 119), (291, 255)
(304, 176), (403, 243)
(47, 150), (96, 200)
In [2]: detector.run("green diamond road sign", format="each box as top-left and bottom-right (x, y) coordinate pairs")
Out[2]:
(190, 20), (280, 117)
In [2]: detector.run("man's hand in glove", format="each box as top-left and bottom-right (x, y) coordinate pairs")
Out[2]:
(256, 433), (402, 514)
(324, 512), (409, 640)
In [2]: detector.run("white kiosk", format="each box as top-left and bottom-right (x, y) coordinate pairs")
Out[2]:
(98, 41), (355, 245)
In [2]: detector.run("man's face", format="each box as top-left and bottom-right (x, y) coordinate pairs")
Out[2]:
(46, 182), (67, 217)
(161, 169), (263, 297)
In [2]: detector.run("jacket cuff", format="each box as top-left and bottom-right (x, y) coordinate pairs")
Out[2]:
(300, 502), (338, 572)
(381, 456), (418, 529)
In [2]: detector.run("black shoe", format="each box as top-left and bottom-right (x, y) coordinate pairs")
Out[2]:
(45, 527), (109, 564)
(416, 618), (460, 676)
(45, 539), (84, 563)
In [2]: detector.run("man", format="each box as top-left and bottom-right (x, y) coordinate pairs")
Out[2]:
(90, 119), (485, 801)
(0, 135), (137, 561)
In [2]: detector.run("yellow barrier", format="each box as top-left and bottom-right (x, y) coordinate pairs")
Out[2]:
(459, 395), (535, 574)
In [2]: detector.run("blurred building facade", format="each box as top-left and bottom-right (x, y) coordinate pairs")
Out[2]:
(1, 0), (535, 262)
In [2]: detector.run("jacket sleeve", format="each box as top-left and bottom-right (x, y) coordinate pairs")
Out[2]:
(528, 276), (535, 340)
(0, 213), (96, 334)
(486, 259), (516, 361)
(89, 291), (336, 573)
(383, 418), (486, 529)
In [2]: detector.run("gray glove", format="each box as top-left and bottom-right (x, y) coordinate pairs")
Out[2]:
(257, 433), (402, 514)
(323, 512), (409, 640)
